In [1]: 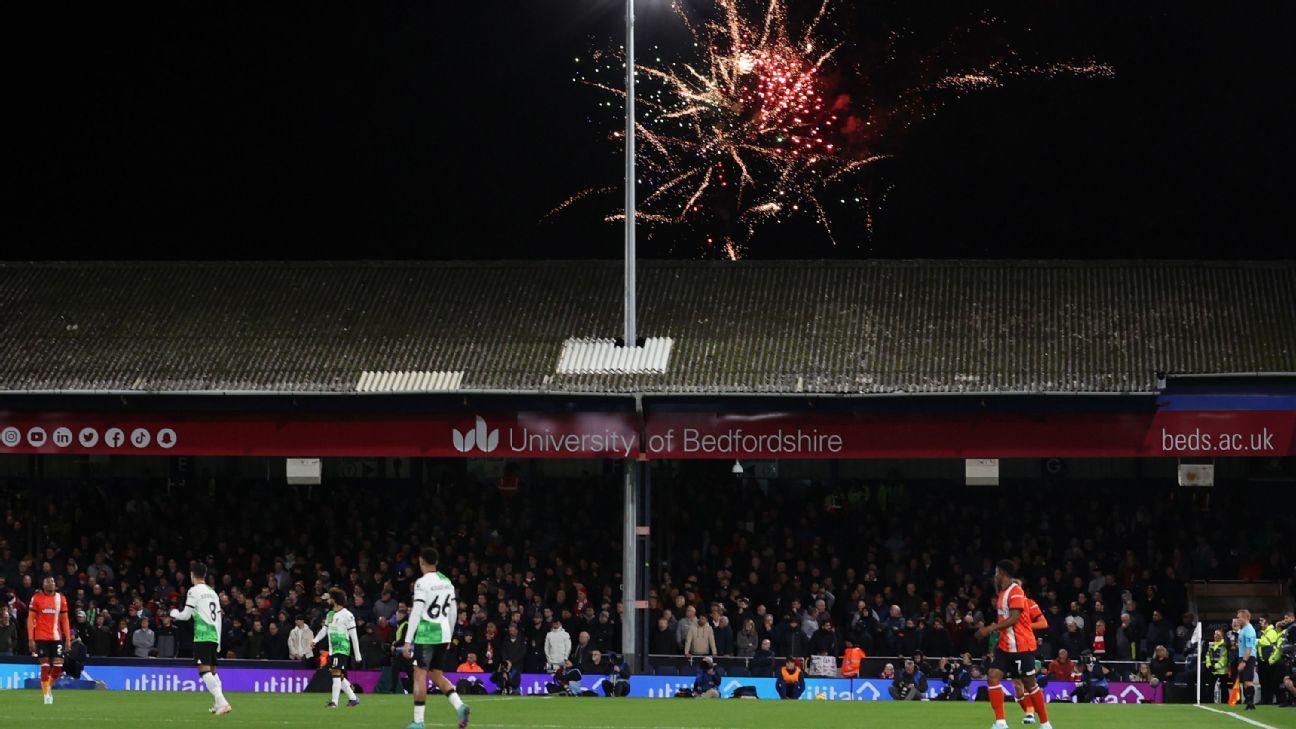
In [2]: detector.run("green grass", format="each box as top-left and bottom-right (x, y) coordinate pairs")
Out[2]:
(0, 691), (1294, 729)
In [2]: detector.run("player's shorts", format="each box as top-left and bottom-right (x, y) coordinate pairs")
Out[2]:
(993, 651), (1038, 679)
(1239, 656), (1256, 682)
(193, 642), (220, 668)
(34, 640), (65, 662)
(328, 653), (354, 672)
(410, 643), (449, 670)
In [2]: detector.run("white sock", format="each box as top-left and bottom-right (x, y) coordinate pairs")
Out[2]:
(331, 677), (341, 704)
(413, 704), (426, 723)
(202, 672), (227, 707)
(446, 690), (464, 711)
(342, 678), (357, 702)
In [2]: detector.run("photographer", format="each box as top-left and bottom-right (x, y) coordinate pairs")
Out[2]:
(545, 658), (583, 695)
(889, 658), (928, 701)
(935, 657), (972, 701)
(601, 654), (632, 697)
(693, 656), (723, 698)
(1074, 651), (1110, 703)
(492, 657), (520, 696)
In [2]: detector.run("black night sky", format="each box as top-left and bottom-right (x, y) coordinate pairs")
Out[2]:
(6, 1), (1294, 260)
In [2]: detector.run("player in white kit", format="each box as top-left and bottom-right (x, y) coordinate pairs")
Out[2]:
(169, 562), (231, 715)
(403, 547), (470, 729)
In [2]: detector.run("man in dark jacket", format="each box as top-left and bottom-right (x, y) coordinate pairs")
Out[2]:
(809, 620), (840, 659)
(650, 616), (679, 656)
(750, 638), (776, 677)
(889, 658), (929, 700)
(777, 615), (808, 660)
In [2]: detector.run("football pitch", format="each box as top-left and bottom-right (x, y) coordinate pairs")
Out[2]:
(1, 693), (1295, 729)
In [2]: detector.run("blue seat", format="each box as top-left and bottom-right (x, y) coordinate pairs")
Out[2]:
(654, 665), (678, 676)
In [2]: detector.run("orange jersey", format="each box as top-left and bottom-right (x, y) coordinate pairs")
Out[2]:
(1025, 598), (1047, 630)
(996, 583), (1038, 653)
(28, 591), (70, 642)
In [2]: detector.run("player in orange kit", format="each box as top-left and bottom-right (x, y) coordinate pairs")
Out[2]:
(976, 561), (1052, 729)
(1013, 588), (1050, 724)
(28, 576), (72, 705)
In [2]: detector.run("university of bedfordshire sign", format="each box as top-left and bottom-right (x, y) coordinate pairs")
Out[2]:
(0, 399), (1293, 458)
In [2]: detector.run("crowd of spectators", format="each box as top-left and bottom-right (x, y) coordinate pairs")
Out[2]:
(1, 472), (1293, 684)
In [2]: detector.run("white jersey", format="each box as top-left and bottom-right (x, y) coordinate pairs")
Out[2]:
(317, 607), (360, 657)
(174, 583), (221, 647)
(407, 571), (456, 646)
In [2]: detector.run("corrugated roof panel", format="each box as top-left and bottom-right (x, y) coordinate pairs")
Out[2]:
(0, 260), (1293, 394)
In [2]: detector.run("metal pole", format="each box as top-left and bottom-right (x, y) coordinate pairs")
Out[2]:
(621, 461), (639, 668)
(623, 0), (637, 345)
(1195, 623), (1202, 705)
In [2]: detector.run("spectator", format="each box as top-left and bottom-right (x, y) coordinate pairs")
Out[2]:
(585, 649), (611, 676)
(693, 657), (722, 698)
(750, 638), (776, 678)
(889, 658), (928, 700)
(777, 615), (808, 659)
(713, 615), (734, 656)
(1062, 617), (1087, 658)
(683, 614), (717, 658)
(776, 657), (804, 700)
(1149, 645), (1176, 685)
(114, 617), (130, 656)
(880, 662), (896, 679)
(89, 614), (113, 657)
(1047, 648), (1079, 682)
(734, 618), (759, 658)
(676, 605), (698, 648)
(544, 619), (572, 671)
(1091, 619), (1108, 659)
(809, 619), (840, 658)
(288, 615), (314, 664)
(925, 617), (954, 658)
(244, 620), (265, 660)
(0, 609), (16, 655)
(571, 630), (594, 670)
(1146, 610), (1173, 655)
(154, 614), (178, 658)
(650, 616), (678, 656)
(264, 620), (289, 661)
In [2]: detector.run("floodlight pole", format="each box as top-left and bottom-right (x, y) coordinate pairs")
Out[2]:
(624, 0), (637, 346)
(620, 0), (642, 673)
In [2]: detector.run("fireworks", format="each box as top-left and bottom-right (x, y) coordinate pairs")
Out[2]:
(559, 0), (1113, 258)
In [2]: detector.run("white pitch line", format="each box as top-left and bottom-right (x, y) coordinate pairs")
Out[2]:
(1194, 703), (1282, 729)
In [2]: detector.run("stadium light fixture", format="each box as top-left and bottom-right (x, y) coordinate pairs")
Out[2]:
(731, 459), (744, 476)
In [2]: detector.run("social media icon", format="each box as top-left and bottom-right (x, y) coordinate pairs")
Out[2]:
(130, 428), (151, 448)
(53, 427), (73, 447)
(1, 427), (19, 447)
(27, 427), (47, 447)
(105, 428), (125, 448)
(156, 428), (177, 449)
(78, 428), (100, 447)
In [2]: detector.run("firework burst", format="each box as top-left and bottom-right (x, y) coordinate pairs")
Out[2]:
(558, 0), (1112, 258)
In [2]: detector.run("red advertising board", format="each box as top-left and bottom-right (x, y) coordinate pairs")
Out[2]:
(0, 412), (638, 458)
(0, 407), (1293, 458)
(642, 409), (1296, 458)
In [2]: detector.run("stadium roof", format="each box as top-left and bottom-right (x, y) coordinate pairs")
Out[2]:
(0, 260), (1293, 395)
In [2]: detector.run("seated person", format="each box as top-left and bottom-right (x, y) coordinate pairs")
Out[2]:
(936, 657), (972, 701)
(776, 657), (805, 700)
(693, 657), (723, 698)
(888, 658), (928, 700)
(600, 655), (632, 697)
(545, 659), (582, 695)
(1074, 652), (1110, 703)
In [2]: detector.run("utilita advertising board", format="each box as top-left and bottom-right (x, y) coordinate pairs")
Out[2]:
(0, 661), (1162, 703)
(1, 396), (1293, 458)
